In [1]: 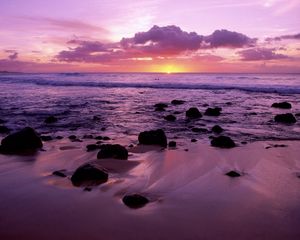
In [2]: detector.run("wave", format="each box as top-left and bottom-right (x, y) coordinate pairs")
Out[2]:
(1, 75), (300, 94)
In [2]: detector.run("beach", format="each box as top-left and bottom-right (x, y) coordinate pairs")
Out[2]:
(0, 73), (300, 239)
(1, 139), (300, 239)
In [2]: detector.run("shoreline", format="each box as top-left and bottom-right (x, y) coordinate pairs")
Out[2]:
(1, 138), (300, 239)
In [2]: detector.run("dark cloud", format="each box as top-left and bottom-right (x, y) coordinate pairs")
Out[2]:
(266, 33), (300, 41)
(56, 25), (256, 63)
(239, 48), (289, 61)
(205, 29), (256, 48)
(8, 52), (18, 60)
(121, 25), (203, 55)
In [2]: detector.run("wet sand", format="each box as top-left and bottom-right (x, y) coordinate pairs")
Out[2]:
(1, 139), (300, 239)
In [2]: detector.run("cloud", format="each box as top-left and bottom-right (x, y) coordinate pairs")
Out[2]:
(56, 25), (256, 63)
(121, 25), (204, 55)
(205, 29), (256, 48)
(239, 48), (289, 61)
(266, 33), (300, 41)
(4, 50), (18, 60)
(20, 16), (109, 34)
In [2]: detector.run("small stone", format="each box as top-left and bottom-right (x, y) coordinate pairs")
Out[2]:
(212, 125), (223, 134)
(97, 144), (128, 160)
(191, 139), (197, 142)
(122, 194), (149, 209)
(168, 141), (177, 147)
(274, 113), (297, 124)
(68, 135), (77, 140)
(171, 99), (185, 105)
(164, 115), (176, 121)
(44, 116), (58, 124)
(138, 129), (167, 147)
(191, 127), (208, 133)
(225, 171), (241, 178)
(186, 107), (202, 118)
(211, 136), (236, 148)
(204, 107), (222, 116)
(271, 102), (292, 109)
(71, 163), (108, 187)
(52, 170), (67, 178)
(102, 136), (110, 141)
(83, 134), (94, 139)
(154, 103), (168, 108)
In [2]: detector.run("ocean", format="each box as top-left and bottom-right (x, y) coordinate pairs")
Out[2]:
(0, 73), (300, 144)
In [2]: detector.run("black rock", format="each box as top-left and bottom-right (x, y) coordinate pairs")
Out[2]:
(211, 136), (236, 148)
(40, 135), (53, 141)
(97, 144), (128, 160)
(56, 136), (63, 140)
(155, 106), (166, 112)
(102, 136), (110, 141)
(271, 101), (292, 109)
(274, 113), (297, 124)
(191, 127), (208, 133)
(101, 127), (106, 131)
(204, 107), (222, 116)
(122, 194), (149, 209)
(295, 113), (300, 117)
(225, 171), (241, 178)
(86, 144), (100, 152)
(52, 170), (67, 178)
(164, 115), (176, 121)
(44, 116), (58, 124)
(71, 163), (108, 187)
(0, 119), (5, 124)
(68, 135), (77, 140)
(171, 99), (185, 105)
(93, 116), (101, 121)
(0, 127), (43, 154)
(0, 126), (10, 134)
(168, 141), (177, 147)
(83, 134), (94, 139)
(138, 129), (167, 147)
(212, 125), (224, 134)
(154, 103), (168, 108)
(241, 141), (248, 145)
(95, 136), (103, 140)
(191, 139), (197, 142)
(186, 107), (202, 118)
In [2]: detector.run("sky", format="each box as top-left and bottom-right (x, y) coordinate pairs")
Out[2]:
(0, 0), (299, 73)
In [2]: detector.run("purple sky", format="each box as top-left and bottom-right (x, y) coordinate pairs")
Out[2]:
(0, 0), (299, 72)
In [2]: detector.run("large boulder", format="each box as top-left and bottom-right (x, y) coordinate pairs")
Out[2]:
(274, 113), (296, 124)
(122, 194), (149, 209)
(204, 107), (222, 116)
(186, 107), (202, 118)
(211, 136), (235, 148)
(71, 163), (108, 187)
(0, 126), (10, 134)
(97, 144), (128, 160)
(0, 127), (43, 154)
(138, 129), (167, 147)
(271, 102), (292, 109)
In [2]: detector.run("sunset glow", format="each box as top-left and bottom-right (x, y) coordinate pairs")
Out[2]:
(0, 0), (299, 73)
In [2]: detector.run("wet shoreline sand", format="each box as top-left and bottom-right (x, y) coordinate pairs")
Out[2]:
(1, 138), (300, 240)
